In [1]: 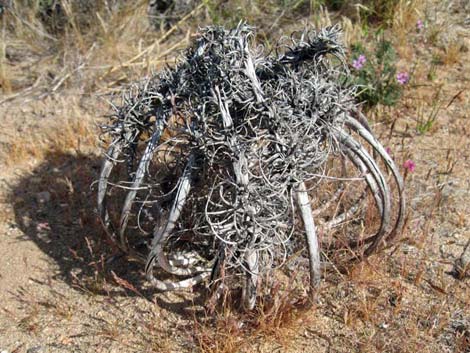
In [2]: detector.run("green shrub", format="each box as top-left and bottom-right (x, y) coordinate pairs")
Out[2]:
(349, 36), (404, 108)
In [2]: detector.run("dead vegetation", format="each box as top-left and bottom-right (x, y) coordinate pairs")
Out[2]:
(0, 0), (469, 352)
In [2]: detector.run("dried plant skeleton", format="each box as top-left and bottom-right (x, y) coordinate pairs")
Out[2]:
(98, 23), (405, 309)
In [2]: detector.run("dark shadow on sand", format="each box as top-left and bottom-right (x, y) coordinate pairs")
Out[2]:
(9, 150), (208, 317)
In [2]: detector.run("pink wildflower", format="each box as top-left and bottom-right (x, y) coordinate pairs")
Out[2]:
(352, 54), (366, 70)
(396, 71), (409, 85)
(417, 19), (424, 31)
(36, 222), (51, 232)
(403, 159), (416, 173)
(385, 147), (392, 155)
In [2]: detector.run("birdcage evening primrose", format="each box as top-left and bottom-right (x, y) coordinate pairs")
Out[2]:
(98, 24), (405, 310)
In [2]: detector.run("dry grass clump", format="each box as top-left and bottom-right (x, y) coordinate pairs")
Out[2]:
(0, 0), (419, 98)
(194, 273), (313, 353)
(0, 95), (99, 166)
(0, 0), (195, 97)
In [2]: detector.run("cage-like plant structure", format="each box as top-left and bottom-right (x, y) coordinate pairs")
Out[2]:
(98, 23), (405, 309)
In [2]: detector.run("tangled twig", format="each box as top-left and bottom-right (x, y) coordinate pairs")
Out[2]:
(97, 23), (405, 309)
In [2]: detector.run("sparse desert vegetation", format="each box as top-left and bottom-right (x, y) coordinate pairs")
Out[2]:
(0, 0), (469, 352)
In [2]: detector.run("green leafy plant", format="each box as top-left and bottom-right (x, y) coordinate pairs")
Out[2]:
(349, 35), (404, 108)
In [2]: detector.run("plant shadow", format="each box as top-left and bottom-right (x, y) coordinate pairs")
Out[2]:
(8, 150), (207, 318)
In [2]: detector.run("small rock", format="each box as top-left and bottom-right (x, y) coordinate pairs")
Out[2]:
(36, 232), (52, 243)
(453, 239), (470, 279)
(27, 347), (44, 353)
(36, 191), (51, 204)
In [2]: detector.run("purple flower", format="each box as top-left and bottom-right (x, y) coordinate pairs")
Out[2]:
(403, 159), (416, 173)
(396, 71), (409, 85)
(385, 147), (392, 155)
(417, 19), (424, 31)
(352, 54), (366, 70)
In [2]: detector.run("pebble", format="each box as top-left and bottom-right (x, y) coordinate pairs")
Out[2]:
(26, 346), (44, 353)
(36, 191), (51, 204)
(453, 240), (470, 279)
